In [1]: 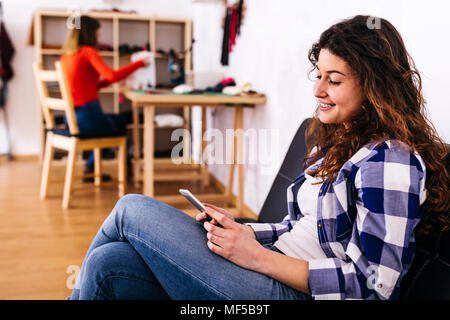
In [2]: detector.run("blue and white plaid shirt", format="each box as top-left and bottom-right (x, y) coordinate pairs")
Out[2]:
(246, 139), (427, 300)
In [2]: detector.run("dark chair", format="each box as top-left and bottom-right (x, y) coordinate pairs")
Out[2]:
(399, 148), (450, 300)
(237, 117), (450, 300)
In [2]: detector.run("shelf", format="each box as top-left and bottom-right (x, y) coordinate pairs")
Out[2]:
(37, 9), (149, 21)
(154, 171), (204, 182)
(41, 49), (185, 60)
(35, 9), (192, 159)
(127, 124), (185, 129)
(154, 52), (186, 59)
(99, 87), (115, 93)
(37, 9), (190, 24)
(118, 52), (185, 60)
(41, 48), (115, 56)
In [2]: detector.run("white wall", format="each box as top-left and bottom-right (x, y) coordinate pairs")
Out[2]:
(2, 0), (449, 216)
(0, 0), (193, 155)
(192, 0), (450, 215)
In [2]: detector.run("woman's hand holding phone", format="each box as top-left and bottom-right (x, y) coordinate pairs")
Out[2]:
(195, 203), (234, 225)
(200, 203), (264, 272)
(198, 203), (256, 240)
(183, 193), (263, 272)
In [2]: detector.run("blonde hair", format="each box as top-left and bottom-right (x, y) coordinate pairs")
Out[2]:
(62, 28), (81, 54)
(62, 15), (100, 55)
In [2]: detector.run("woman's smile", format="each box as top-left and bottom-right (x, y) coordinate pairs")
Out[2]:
(318, 101), (336, 111)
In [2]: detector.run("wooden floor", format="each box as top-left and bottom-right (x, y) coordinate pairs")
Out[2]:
(0, 159), (247, 300)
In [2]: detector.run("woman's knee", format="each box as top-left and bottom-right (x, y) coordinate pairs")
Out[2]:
(114, 194), (177, 220)
(116, 193), (153, 208)
(113, 194), (157, 219)
(111, 194), (173, 233)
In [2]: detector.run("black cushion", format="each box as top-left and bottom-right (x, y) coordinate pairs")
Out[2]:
(50, 128), (127, 139)
(399, 146), (450, 300)
(400, 228), (450, 300)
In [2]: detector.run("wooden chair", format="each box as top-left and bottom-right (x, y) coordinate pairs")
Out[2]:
(33, 61), (127, 209)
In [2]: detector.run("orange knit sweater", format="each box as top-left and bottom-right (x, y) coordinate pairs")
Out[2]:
(61, 46), (144, 107)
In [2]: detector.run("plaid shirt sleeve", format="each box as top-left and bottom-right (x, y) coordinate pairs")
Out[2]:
(308, 142), (427, 299)
(245, 214), (298, 245)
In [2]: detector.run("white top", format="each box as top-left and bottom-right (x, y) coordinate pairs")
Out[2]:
(274, 170), (328, 261)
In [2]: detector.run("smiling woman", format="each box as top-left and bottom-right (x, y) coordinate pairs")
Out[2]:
(313, 49), (365, 125)
(305, 15), (449, 243)
(67, 14), (449, 301)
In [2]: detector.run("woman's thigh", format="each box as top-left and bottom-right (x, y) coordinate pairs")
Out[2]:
(74, 101), (124, 136)
(113, 194), (308, 300)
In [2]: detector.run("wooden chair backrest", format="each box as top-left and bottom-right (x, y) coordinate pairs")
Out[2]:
(33, 61), (79, 135)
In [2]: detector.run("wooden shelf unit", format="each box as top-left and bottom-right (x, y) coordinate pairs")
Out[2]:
(33, 8), (193, 159)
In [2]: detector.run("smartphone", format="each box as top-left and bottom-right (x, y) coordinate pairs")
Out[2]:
(179, 189), (211, 221)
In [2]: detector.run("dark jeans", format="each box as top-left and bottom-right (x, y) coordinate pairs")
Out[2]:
(65, 100), (127, 169)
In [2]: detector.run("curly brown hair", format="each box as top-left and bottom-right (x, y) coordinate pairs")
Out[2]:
(305, 15), (450, 241)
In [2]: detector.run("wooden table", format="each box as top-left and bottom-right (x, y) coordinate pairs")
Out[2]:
(123, 89), (267, 217)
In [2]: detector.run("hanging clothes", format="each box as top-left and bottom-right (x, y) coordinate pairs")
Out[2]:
(221, 8), (232, 66)
(220, 0), (244, 66)
(236, 0), (243, 36)
(0, 1), (14, 158)
(0, 21), (15, 108)
(228, 6), (238, 53)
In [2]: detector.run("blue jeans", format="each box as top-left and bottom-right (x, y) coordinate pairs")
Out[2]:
(69, 194), (313, 300)
(66, 100), (127, 169)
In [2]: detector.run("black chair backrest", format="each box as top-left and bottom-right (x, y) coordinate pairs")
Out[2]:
(257, 118), (313, 223)
(400, 145), (450, 300)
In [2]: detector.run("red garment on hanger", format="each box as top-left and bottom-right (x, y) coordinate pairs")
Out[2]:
(0, 22), (15, 81)
(228, 7), (238, 53)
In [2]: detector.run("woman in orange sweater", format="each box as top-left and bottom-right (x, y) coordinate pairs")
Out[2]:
(61, 15), (148, 179)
